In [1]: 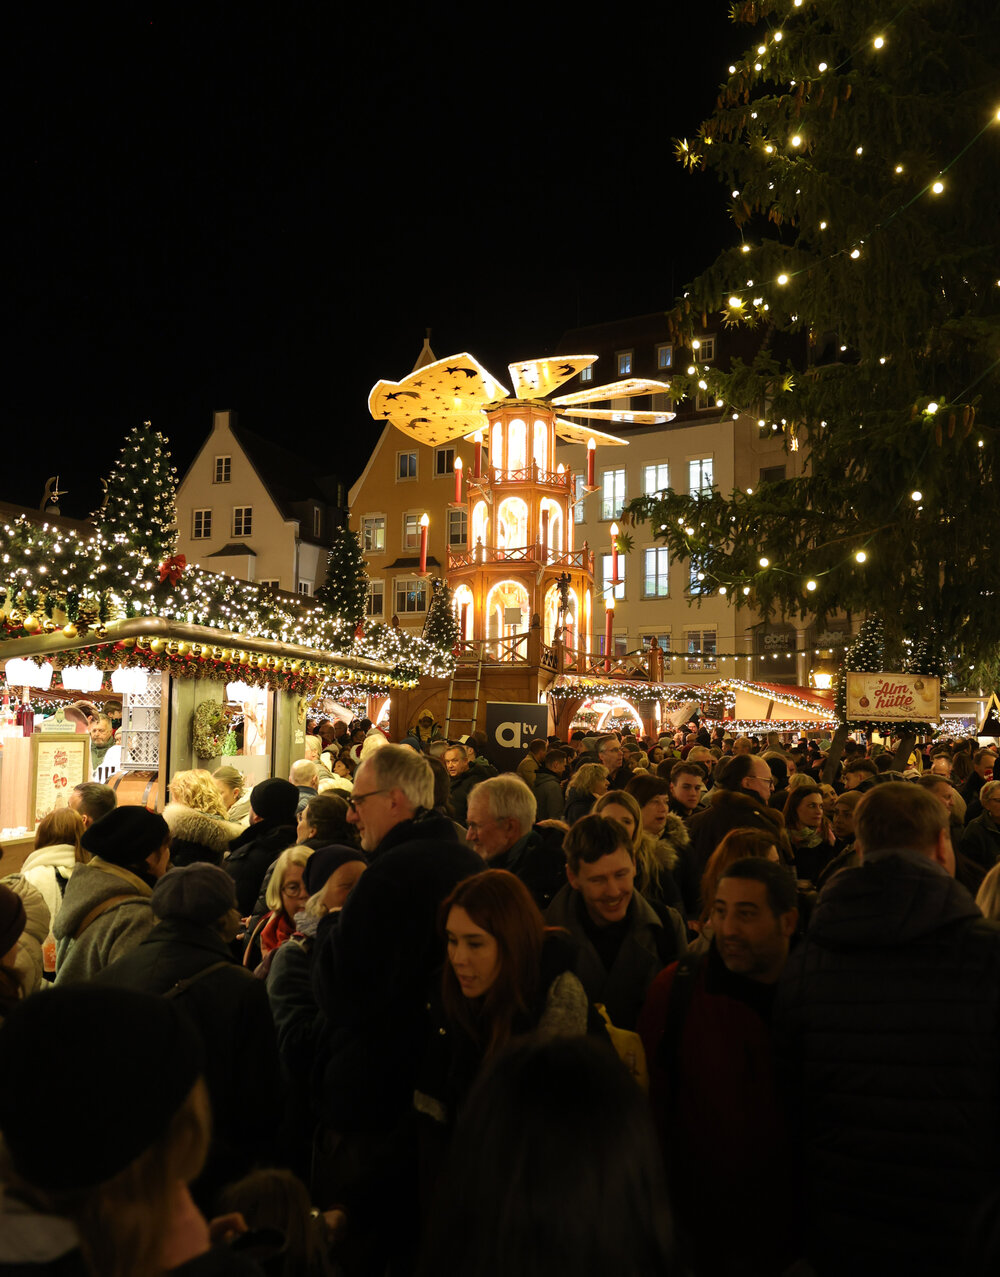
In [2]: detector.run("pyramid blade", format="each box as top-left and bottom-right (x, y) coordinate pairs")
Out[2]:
(508, 356), (597, 398)
(552, 377), (674, 406)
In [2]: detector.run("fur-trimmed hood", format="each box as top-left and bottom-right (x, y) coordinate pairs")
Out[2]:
(642, 811), (690, 872)
(162, 803), (242, 854)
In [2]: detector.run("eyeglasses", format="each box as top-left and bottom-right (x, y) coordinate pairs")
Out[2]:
(281, 882), (308, 897)
(347, 788), (390, 813)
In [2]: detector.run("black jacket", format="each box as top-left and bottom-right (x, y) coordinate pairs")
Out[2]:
(774, 850), (1000, 1277)
(311, 811), (482, 1132)
(491, 823), (568, 911)
(448, 762), (495, 824)
(532, 767), (565, 820)
(224, 820), (298, 915)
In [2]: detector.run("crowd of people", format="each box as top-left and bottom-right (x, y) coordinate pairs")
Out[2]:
(0, 712), (998, 1276)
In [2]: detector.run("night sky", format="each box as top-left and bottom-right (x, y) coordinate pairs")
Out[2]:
(5, 4), (746, 517)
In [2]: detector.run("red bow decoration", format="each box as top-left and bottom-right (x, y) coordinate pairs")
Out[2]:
(158, 553), (187, 586)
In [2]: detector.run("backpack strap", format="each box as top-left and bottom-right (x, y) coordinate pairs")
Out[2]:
(73, 894), (145, 940)
(164, 961), (236, 998)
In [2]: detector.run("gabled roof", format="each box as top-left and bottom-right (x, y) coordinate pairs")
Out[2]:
(230, 423), (343, 520)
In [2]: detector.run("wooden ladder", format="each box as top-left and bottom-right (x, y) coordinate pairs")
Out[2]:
(446, 650), (483, 739)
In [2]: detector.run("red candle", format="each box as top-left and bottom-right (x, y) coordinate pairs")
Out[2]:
(586, 437), (596, 488)
(474, 431), (483, 479)
(419, 513), (429, 574)
(610, 521), (619, 584)
(454, 455), (463, 504)
(604, 597), (615, 672)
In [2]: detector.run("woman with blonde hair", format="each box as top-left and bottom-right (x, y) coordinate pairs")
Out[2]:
(244, 845), (313, 975)
(164, 769), (242, 867)
(20, 807), (87, 927)
(563, 763), (609, 824)
(212, 765), (251, 825)
(975, 860), (1000, 922)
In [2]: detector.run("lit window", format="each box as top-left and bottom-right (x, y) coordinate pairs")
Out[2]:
(686, 629), (717, 671)
(397, 451), (418, 481)
(448, 508), (468, 547)
(580, 365), (594, 383)
(643, 463), (669, 494)
(395, 577), (428, 613)
(192, 509), (212, 539)
(361, 515), (385, 553)
(688, 458), (714, 495)
(643, 547), (670, 597)
(656, 344), (673, 370)
(435, 447), (455, 476)
(214, 456), (231, 483)
(233, 507), (252, 537)
(601, 468), (626, 520)
(297, 580), (313, 596)
(601, 553), (625, 601)
(403, 513), (420, 551)
(617, 351), (633, 376)
(573, 472), (586, 523)
(366, 580), (385, 616)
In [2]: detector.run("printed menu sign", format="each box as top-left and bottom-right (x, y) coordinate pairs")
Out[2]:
(34, 736), (89, 822)
(845, 673), (941, 723)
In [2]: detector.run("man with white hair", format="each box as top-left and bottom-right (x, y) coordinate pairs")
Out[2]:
(311, 745), (481, 1260)
(465, 774), (567, 910)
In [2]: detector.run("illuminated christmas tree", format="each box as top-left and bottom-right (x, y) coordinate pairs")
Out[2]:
(315, 526), (368, 629)
(96, 423), (178, 563)
(624, 0), (999, 683)
(423, 576), (459, 654)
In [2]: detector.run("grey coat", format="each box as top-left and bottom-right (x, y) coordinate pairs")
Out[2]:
(53, 859), (154, 984)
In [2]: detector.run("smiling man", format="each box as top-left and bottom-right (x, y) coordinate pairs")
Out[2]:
(546, 814), (685, 1030)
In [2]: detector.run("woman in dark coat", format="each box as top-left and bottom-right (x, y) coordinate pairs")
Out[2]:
(224, 778), (299, 915)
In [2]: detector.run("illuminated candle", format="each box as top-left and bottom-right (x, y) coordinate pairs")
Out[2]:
(586, 437), (596, 487)
(610, 521), (619, 583)
(605, 596), (615, 672)
(473, 431), (483, 478)
(454, 454), (463, 503)
(419, 513), (429, 574)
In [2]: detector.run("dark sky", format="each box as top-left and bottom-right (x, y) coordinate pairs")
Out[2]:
(4, 3), (746, 517)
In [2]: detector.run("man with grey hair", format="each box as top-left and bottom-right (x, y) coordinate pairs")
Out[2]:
(303, 734), (336, 783)
(311, 744), (481, 1255)
(289, 758), (321, 815)
(465, 774), (567, 910)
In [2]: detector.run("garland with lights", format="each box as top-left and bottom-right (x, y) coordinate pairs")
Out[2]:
(620, 0), (999, 685)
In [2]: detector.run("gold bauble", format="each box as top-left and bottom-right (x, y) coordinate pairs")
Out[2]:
(120, 635), (135, 648)
(149, 637), (164, 654)
(22, 615), (41, 634)
(63, 622), (78, 638)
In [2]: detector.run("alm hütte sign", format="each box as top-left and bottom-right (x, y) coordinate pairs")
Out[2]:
(845, 672), (941, 722)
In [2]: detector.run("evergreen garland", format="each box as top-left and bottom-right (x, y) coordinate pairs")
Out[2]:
(315, 526), (369, 630)
(621, 0), (999, 686)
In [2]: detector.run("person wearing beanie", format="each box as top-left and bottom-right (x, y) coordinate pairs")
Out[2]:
(0, 985), (262, 1275)
(98, 864), (280, 1203)
(224, 778), (299, 915)
(52, 806), (171, 985)
(0, 882), (28, 1020)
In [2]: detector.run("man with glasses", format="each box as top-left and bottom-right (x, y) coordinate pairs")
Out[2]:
(596, 734), (631, 789)
(311, 744), (481, 1267)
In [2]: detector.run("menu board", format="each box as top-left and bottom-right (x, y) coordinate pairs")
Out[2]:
(32, 734), (90, 823)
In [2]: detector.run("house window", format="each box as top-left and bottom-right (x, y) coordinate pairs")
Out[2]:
(694, 336), (716, 362)
(192, 509), (212, 539)
(361, 515), (385, 553)
(580, 365), (594, 383)
(643, 463), (670, 495)
(642, 633), (672, 670)
(233, 506), (253, 537)
(686, 629), (717, 671)
(435, 447), (455, 476)
(397, 451), (418, 481)
(313, 508), (321, 537)
(601, 468), (626, 520)
(688, 458), (714, 495)
(395, 577), (428, 613)
(598, 634), (629, 657)
(213, 456), (231, 484)
(656, 344), (673, 370)
(573, 472), (586, 523)
(297, 580), (313, 596)
(258, 579), (279, 590)
(759, 465), (786, 485)
(689, 558), (713, 596)
(617, 350), (633, 376)
(403, 513), (422, 551)
(643, 547), (670, 597)
(601, 552), (625, 601)
(366, 579), (385, 616)
(448, 508), (468, 547)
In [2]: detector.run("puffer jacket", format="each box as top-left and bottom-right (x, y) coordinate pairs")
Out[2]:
(774, 849), (1000, 1277)
(163, 802), (242, 867)
(53, 859), (154, 984)
(18, 843), (78, 929)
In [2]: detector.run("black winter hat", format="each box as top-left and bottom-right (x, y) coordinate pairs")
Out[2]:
(0, 986), (204, 1191)
(249, 777), (299, 824)
(80, 805), (169, 868)
(152, 863), (238, 926)
(303, 844), (367, 895)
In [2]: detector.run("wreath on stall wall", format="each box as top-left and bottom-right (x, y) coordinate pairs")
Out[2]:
(192, 699), (228, 760)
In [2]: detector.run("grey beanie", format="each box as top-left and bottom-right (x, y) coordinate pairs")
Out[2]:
(152, 863), (238, 926)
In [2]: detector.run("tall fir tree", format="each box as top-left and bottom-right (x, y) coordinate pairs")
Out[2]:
(623, 1), (999, 684)
(96, 423), (178, 562)
(315, 526), (369, 628)
(423, 577), (459, 653)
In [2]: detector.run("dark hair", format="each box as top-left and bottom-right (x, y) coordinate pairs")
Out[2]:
(302, 793), (357, 846)
(715, 755), (756, 791)
(216, 1168), (334, 1275)
(843, 758), (877, 779)
(427, 756), (455, 814)
(624, 774), (669, 807)
(527, 739), (547, 759)
(782, 782), (823, 830)
(700, 829), (780, 924)
(419, 1036), (674, 1277)
(718, 856), (798, 917)
(668, 759), (705, 785)
(440, 871), (545, 1057)
(71, 782), (116, 824)
(564, 814), (633, 874)
(855, 781), (947, 855)
(873, 753), (894, 774)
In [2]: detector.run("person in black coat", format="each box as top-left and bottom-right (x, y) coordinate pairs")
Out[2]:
(96, 864), (280, 1209)
(224, 777), (299, 915)
(443, 745), (495, 825)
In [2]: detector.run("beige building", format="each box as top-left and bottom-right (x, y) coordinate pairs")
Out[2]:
(176, 410), (346, 595)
